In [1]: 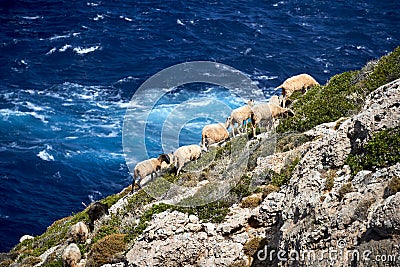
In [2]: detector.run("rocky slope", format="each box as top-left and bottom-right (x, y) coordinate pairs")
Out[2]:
(2, 48), (400, 267)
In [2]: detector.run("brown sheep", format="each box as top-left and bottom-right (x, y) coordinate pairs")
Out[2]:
(69, 222), (89, 243)
(226, 99), (254, 136)
(201, 121), (229, 151)
(251, 103), (294, 137)
(132, 154), (170, 192)
(275, 73), (319, 107)
(62, 243), (81, 267)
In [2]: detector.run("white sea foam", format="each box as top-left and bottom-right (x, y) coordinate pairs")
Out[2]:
(46, 47), (57, 55)
(73, 45), (101, 55)
(96, 131), (118, 138)
(256, 75), (278, 80)
(49, 34), (71, 41)
(93, 14), (105, 21)
(37, 146), (54, 161)
(119, 16), (133, 22)
(25, 101), (44, 111)
(87, 2), (100, 6)
(59, 44), (72, 52)
(22, 16), (41, 20)
(177, 19), (185, 26)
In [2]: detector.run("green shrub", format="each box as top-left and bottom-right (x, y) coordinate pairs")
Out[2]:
(271, 157), (300, 187)
(240, 194), (262, 208)
(338, 183), (354, 200)
(42, 260), (63, 267)
(322, 169), (336, 191)
(276, 133), (312, 153)
(243, 237), (265, 257)
(346, 127), (400, 176)
(363, 46), (400, 92)
(262, 184), (280, 199)
(86, 234), (126, 267)
(384, 176), (400, 198)
(354, 198), (375, 221)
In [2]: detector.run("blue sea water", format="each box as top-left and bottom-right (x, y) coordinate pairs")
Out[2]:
(0, 0), (399, 252)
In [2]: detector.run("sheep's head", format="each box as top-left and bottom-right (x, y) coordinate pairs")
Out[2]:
(158, 153), (171, 164)
(247, 99), (254, 107)
(282, 108), (295, 118)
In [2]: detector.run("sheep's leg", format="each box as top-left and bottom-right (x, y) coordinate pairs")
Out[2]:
(132, 172), (138, 193)
(231, 122), (236, 137)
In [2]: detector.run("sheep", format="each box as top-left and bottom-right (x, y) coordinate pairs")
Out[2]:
(87, 201), (109, 232)
(226, 99), (254, 136)
(173, 144), (202, 175)
(62, 243), (81, 267)
(201, 122), (229, 150)
(251, 103), (294, 137)
(131, 153), (171, 192)
(69, 222), (88, 244)
(269, 95), (284, 107)
(275, 73), (319, 107)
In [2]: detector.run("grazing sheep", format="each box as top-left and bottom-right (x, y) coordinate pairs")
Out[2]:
(269, 95), (284, 107)
(201, 122), (229, 150)
(160, 153), (174, 170)
(62, 243), (81, 267)
(132, 154), (171, 192)
(69, 222), (88, 244)
(226, 99), (254, 136)
(275, 73), (319, 107)
(251, 103), (294, 137)
(173, 144), (202, 175)
(87, 202), (109, 232)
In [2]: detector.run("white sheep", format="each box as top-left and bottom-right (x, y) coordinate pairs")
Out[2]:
(269, 95), (284, 107)
(226, 99), (254, 136)
(62, 243), (81, 267)
(132, 154), (171, 192)
(275, 73), (319, 107)
(251, 103), (294, 137)
(173, 144), (202, 175)
(201, 121), (229, 150)
(69, 222), (88, 244)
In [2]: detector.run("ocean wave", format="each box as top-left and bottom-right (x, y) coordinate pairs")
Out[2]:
(73, 46), (101, 55)
(254, 75), (279, 80)
(177, 19), (185, 26)
(37, 145), (55, 161)
(93, 14), (105, 21)
(24, 102), (44, 112)
(22, 16), (42, 20)
(46, 47), (57, 55)
(0, 109), (48, 123)
(87, 2), (101, 7)
(59, 44), (72, 52)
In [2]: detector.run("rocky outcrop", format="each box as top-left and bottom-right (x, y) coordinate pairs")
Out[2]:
(126, 210), (249, 267)
(125, 79), (400, 267)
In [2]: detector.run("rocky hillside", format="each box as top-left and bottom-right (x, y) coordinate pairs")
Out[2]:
(2, 47), (400, 267)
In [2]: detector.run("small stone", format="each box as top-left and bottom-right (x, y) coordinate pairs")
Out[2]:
(186, 223), (202, 232)
(189, 214), (199, 223)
